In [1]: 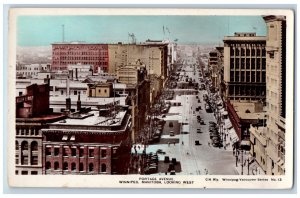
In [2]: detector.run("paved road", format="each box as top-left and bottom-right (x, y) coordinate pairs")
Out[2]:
(176, 56), (238, 175)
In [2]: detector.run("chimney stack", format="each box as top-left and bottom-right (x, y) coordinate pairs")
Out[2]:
(75, 68), (78, 80)
(77, 93), (81, 111)
(66, 97), (71, 111)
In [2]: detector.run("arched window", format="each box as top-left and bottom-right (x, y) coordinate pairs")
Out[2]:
(54, 162), (59, 170)
(21, 141), (29, 165)
(15, 141), (19, 150)
(89, 163), (94, 172)
(101, 163), (106, 172)
(79, 163), (84, 172)
(169, 122), (174, 128)
(21, 141), (28, 150)
(31, 141), (38, 151)
(63, 162), (68, 171)
(46, 161), (51, 170)
(71, 163), (76, 171)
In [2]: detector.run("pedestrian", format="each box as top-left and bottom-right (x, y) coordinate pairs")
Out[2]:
(173, 142), (176, 146)
(168, 142), (170, 147)
(182, 141), (184, 145)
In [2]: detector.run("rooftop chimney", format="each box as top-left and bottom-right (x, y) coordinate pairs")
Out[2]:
(77, 93), (81, 111)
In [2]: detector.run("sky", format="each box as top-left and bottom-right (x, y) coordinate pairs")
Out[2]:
(17, 15), (267, 46)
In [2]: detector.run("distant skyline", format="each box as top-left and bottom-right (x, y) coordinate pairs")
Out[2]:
(17, 15), (267, 47)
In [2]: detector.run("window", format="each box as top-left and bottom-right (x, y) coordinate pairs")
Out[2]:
(169, 122), (174, 128)
(63, 162), (68, 171)
(89, 149), (94, 157)
(104, 89), (107, 93)
(31, 141), (38, 151)
(101, 164), (107, 172)
(89, 163), (94, 172)
(19, 92), (22, 96)
(98, 89), (101, 93)
(15, 141), (19, 150)
(79, 148), (84, 157)
(46, 161), (51, 170)
(71, 163), (76, 171)
(46, 147), (51, 156)
(31, 171), (38, 175)
(63, 148), (68, 156)
(74, 90), (77, 95)
(54, 147), (60, 156)
(21, 171), (28, 175)
(31, 156), (38, 165)
(71, 148), (76, 156)
(79, 163), (84, 172)
(61, 90), (64, 95)
(54, 162), (59, 170)
(101, 149), (107, 158)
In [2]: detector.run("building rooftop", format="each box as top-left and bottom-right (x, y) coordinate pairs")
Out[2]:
(51, 110), (126, 127)
(231, 101), (266, 120)
(16, 113), (66, 122)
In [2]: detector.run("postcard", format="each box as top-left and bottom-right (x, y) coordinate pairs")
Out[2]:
(7, 8), (294, 189)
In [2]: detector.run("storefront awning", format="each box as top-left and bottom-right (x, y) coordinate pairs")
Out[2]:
(228, 128), (239, 143)
(224, 119), (233, 129)
(241, 140), (251, 146)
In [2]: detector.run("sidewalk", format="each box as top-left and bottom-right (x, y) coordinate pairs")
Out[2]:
(233, 150), (266, 175)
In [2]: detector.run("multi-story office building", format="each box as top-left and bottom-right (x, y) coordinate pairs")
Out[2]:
(263, 15), (286, 175)
(223, 32), (267, 101)
(41, 108), (132, 175)
(51, 42), (109, 73)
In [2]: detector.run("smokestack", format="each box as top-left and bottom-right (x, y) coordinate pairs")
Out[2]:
(77, 93), (81, 111)
(66, 98), (71, 111)
(66, 77), (70, 97)
(75, 68), (78, 80)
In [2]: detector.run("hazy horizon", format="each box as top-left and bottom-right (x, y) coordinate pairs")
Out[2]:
(17, 15), (267, 47)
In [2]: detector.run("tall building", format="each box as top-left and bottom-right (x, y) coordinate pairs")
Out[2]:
(15, 82), (65, 175)
(51, 43), (109, 73)
(263, 15), (286, 175)
(223, 33), (267, 102)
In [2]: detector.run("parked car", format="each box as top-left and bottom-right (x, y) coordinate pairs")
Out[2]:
(144, 167), (157, 175)
(170, 131), (174, 136)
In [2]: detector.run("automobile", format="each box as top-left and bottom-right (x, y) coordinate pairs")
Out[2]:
(197, 128), (201, 133)
(200, 120), (205, 125)
(170, 170), (176, 175)
(210, 132), (220, 139)
(170, 131), (174, 136)
(144, 167), (157, 175)
(195, 140), (201, 145)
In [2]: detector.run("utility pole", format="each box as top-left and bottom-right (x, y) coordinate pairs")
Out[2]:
(62, 24), (65, 43)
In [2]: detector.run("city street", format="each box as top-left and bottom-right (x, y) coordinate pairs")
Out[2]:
(133, 55), (238, 175)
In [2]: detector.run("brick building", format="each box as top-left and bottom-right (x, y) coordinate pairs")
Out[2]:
(41, 108), (132, 175)
(51, 43), (108, 73)
(16, 82), (65, 175)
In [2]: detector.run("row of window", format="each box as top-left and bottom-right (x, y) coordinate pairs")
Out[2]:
(45, 161), (107, 172)
(230, 58), (266, 70)
(53, 51), (108, 56)
(59, 56), (107, 61)
(16, 170), (38, 175)
(230, 47), (266, 57)
(60, 90), (86, 96)
(53, 61), (108, 65)
(16, 141), (39, 165)
(229, 71), (266, 83)
(16, 128), (40, 136)
(228, 85), (265, 97)
(45, 147), (108, 158)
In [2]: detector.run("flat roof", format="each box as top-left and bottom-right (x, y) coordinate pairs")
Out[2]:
(231, 101), (266, 120)
(51, 110), (126, 127)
